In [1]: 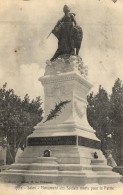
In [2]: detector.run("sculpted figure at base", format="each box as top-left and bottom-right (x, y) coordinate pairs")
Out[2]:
(50, 5), (83, 61)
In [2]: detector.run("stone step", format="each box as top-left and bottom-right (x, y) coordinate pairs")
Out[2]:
(17, 156), (81, 164)
(4, 169), (86, 176)
(11, 163), (84, 171)
(16, 157), (39, 164)
(35, 157), (57, 164)
(78, 169), (120, 177)
(0, 172), (59, 183)
(1, 168), (118, 176)
(59, 164), (89, 171)
(11, 163), (59, 170)
(3, 169), (59, 175)
(11, 163), (32, 170)
(10, 163), (113, 172)
(91, 159), (105, 164)
(59, 164), (112, 172)
(59, 171), (85, 175)
(91, 163), (107, 166)
(30, 163), (59, 170)
(1, 171), (120, 178)
(95, 171), (120, 175)
(92, 165), (112, 171)
(8, 163), (91, 172)
(1, 171), (121, 184)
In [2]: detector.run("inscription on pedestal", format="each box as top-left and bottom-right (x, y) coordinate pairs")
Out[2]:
(27, 136), (77, 146)
(27, 136), (100, 148)
(78, 136), (101, 149)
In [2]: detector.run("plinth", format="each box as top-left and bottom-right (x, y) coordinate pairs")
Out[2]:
(0, 55), (121, 185)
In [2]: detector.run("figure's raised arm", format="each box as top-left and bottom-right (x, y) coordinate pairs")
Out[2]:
(71, 13), (77, 26)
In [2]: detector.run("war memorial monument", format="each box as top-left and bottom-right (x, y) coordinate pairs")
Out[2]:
(0, 5), (121, 185)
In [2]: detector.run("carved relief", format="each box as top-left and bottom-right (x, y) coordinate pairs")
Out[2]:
(74, 101), (86, 118)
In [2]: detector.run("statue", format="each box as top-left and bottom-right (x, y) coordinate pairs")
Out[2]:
(45, 5), (87, 78)
(49, 5), (83, 61)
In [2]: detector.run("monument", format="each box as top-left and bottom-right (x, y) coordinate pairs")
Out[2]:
(0, 5), (121, 185)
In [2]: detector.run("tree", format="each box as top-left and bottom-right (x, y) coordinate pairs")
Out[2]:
(87, 78), (123, 165)
(87, 86), (111, 153)
(109, 78), (123, 165)
(0, 83), (43, 164)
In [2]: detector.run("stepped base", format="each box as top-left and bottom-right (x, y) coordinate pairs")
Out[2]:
(1, 172), (120, 185)
(0, 157), (121, 185)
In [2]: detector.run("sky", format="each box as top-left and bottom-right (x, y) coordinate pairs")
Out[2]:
(0, 0), (123, 100)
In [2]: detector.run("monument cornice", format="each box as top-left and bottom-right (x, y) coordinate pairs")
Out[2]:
(39, 71), (93, 90)
(34, 122), (95, 134)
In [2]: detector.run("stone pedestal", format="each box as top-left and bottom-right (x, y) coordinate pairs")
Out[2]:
(0, 55), (121, 185)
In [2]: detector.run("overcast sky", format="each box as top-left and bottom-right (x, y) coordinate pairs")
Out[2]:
(0, 0), (123, 100)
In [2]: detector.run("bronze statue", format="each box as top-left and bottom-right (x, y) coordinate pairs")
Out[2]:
(49, 5), (83, 61)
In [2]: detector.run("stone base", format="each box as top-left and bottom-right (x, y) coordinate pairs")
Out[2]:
(113, 166), (123, 176)
(0, 161), (120, 185)
(0, 124), (121, 185)
(11, 145), (106, 165)
(0, 145), (121, 185)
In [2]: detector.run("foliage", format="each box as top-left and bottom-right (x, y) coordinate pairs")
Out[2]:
(87, 86), (111, 152)
(0, 83), (43, 164)
(43, 100), (71, 123)
(87, 78), (123, 165)
(109, 78), (123, 165)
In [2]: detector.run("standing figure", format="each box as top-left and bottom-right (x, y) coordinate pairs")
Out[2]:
(50, 5), (83, 61)
(105, 150), (117, 168)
